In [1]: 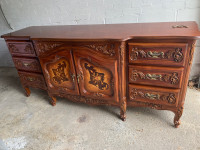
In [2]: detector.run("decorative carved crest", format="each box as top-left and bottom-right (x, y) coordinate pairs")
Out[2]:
(130, 70), (179, 85)
(130, 89), (176, 104)
(83, 44), (115, 56)
(130, 47), (183, 62)
(85, 63), (109, 90)
(34, 42), (64, 55)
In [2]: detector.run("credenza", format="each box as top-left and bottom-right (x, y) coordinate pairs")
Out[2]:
(2, 21), (200, 127)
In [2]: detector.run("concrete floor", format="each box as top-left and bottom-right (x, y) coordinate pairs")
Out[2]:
(0, 68), (200, 150)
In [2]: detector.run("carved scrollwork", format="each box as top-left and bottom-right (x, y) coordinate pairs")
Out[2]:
(130, 70), (179, 85)
(130, 89), (176, 104)
(24, 44), (34, 54)
(130, 47), (184, 62)
(8, 44), (19, 52)
(189, 42), (196, 66)
(133, 101), (162, 109)
(34, 42), (64, 55)
(83, 44), (115, 56)
(13, 59), (41, 71)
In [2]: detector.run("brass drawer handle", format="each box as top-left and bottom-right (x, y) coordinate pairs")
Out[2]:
(27, 77), (35, 82)
(23, 63), (30, 67)
(147, 51), (164, 58)
(146, 73), (162, 81)
(145, 93), (160, 100)
(71, 74), (75, 83)
(77, 73), (83, 83)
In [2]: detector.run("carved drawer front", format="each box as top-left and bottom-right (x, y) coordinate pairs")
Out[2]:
(129, 84), (180, 107)
(7, 42), (36, 57)
(129, 65), (183, 88)
(13, 57), (42, 73)
(18, 71), (47, 90)
(129, 43), (188, 67)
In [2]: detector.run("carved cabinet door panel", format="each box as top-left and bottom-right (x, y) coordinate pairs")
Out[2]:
(73, 47), (119, 104)
(39, 49), (79, 95)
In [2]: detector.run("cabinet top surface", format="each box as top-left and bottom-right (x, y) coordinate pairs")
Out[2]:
(2, 21), (200, 40)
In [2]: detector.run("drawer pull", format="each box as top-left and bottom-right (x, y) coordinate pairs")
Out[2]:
(146, 73), (162, 80)
(145, 93), (160, 100)
(23, 63), (30, 67)
(71, 73), (75, 83)
(77, 73), (83, 83)
(27, 77), (35, 82)
(147, 51), (164, 58)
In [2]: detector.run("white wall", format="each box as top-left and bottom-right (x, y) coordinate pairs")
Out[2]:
(0, 0), (200, 78)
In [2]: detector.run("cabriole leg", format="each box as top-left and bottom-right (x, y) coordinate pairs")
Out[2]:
(120, 100), (127, 121)
(174, 107), (183, 128)
(24, 86), (31, 97)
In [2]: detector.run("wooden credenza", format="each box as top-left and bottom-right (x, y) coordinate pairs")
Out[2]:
(2, 22), (200, 127)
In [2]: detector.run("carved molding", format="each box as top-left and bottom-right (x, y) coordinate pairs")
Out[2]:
(189, 42), (196, 66)
(56, 92), (107, 104)
(83, 44), (115, 56)
(132, 101), (162, 109)
(130, 70), (179, 85)
(130, 89), (176, 104)
(130, 47), (183, 62)
(34, 42), (64, 55)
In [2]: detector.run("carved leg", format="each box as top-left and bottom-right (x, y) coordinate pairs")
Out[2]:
(24, 86), (31, 97)
(174, 107), (183, 128)
(50, 96), (57, 106)
(120, 100), (127, 121)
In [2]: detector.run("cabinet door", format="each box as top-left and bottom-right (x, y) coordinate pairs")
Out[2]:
(73, 48), (119, 103)
(40, 49), (79, 95)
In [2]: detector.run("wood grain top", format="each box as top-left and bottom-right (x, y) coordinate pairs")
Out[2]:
(2, 21), (200, 41)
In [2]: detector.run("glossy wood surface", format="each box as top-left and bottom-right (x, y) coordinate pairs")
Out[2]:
(2, 22), (200, 40)
(2, 22), (200, 128)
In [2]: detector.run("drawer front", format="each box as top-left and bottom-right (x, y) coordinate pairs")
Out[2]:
(13, 57), (42, 73)
(18, 71), (47, 90)
(129, 43), (188, 67)
(129, 65), (184, 88)
(129, 84), (180, 107)
(7, 42), (36, 57)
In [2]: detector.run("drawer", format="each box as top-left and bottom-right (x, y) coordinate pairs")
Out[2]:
(7, 42), (36, 57)
(129, 43), (188, 67)
(129, 65), (184, 88)
(18, 71), (47, 90)
(128, 84), (180, 107)
(13, 57), (42, 73)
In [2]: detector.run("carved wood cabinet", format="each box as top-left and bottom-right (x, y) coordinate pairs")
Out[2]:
(2, 22), (200, 128)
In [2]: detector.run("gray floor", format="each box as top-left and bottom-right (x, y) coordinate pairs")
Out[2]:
(0, 68), (200, 150)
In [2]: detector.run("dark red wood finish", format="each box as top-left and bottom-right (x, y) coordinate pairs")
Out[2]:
(1, 22), (200, 127)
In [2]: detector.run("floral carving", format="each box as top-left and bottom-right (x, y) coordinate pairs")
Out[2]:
(13, 59), (41, 72)
(35, 42), (64, 55)
(24, 44), (34, 54)
(9, 44), (19, 52)
(130, 70), (179, 85)
(130, 47), (184, 62)
(130, 89), (176, 104)
(83, 44), (115, 56)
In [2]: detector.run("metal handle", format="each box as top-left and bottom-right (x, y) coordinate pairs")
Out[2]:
(146, 73), (162, 81)
(27, 77), (35, 82)
(71, 74), (75, 83)
(147, 51), (164, 58)
(23, 63), (30, 67)
(77, 73), (83, 83)
(145, 93), (160, 100)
